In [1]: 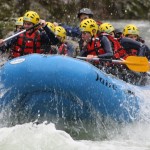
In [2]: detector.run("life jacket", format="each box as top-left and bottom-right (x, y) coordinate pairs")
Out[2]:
(86, 37), (105, 56)
(11, 30), (43, 58)
(129, 49), (138, 56)
(105, 34), (129, 59)
(58, 43), (68, 55)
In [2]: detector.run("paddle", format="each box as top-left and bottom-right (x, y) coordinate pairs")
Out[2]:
(76, 56), (149, 72)
(3, 23), (41, 42)
(0, 23), (41, 66)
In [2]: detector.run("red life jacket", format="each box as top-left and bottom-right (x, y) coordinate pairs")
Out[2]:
(106, 35), (129, 59)
(11, 30), (43, 58)
(86, 37), (105, 56)
(129, 49), (138, 56)
(58, 43), (68, 55)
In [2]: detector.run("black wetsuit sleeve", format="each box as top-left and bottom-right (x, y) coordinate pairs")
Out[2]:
(0, 36), (17, 52)
(98, 36), (113, 58)
(120, 37), (147, 56)
(144, 45), (150, 60)
(0, 45), (6, 53)
(43, 25), (59, 45)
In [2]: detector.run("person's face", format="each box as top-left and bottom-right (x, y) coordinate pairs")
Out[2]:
(23, 21), (34, 33)
(126, 34), (138, 40)
(79, 14), (90, 22)
(16, 25), (22, 31)
(56, 35), (64, 42)
(109, 31), (115, 37)
(81, 31), (92, 42)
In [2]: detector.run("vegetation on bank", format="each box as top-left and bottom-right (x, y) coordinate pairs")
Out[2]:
(0, 0), (150, 37)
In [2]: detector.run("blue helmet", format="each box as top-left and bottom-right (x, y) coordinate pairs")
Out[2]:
(77, 8), (93, 18)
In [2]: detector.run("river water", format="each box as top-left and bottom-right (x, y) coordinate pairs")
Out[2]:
(0, 20), (150, 150)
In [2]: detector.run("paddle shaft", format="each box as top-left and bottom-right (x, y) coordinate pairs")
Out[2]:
(3, 23), (40, 42)
(91, 57), (130, 64)
(77, 56), (146, 64)
(76, 56), (149, 72)
(76, 56), (121, 63)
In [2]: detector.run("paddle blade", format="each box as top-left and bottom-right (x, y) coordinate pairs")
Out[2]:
(124, 56), (149, 72)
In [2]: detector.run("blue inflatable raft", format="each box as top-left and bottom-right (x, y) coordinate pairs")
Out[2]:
(0, 54), (142, 125)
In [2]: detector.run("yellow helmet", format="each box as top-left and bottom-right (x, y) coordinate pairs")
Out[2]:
(54, 26), (66, 42)
(15, 17), (23, 26)
(46, 22), (55, 33)
(99, 23), (115, 34)
(23, 11), (40, 24)
(123, 24), (139, 36)
(80, 18), (98, 36)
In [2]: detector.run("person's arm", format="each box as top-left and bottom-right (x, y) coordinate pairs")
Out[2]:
(120, 37), (146, 56)
(0, 39), (5, 47)
(98, 36), (113, 58)
(144, 45), (150, 60)
(0, 34), (17, 53)
(0, 40), (6, 53)
(39, 19), (60, 45)
(43, 25), (60, 45)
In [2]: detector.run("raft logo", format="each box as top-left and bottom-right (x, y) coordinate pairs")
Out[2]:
(96, 72), (117, 90)
(10, 58), (25, 65)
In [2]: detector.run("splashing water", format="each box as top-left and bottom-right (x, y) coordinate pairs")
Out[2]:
(0, 20), (150, 149)
(0, 120), (150, 150)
